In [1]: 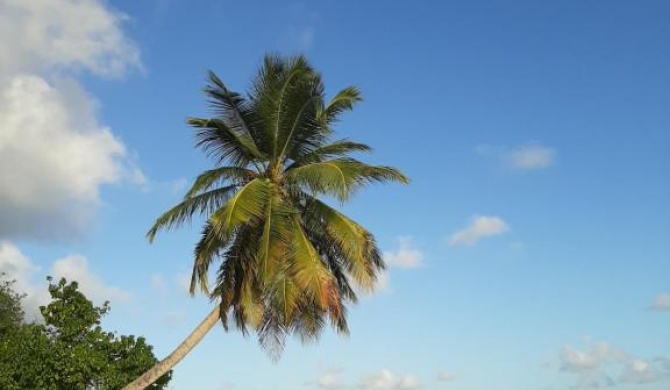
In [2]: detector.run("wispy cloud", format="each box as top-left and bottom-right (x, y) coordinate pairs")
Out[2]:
(650, 293), (670, 311)
(449, 215), (509, 246)
(307, 367), (346, 390)
(506, 143), (556, 170)
(559, 340), (625, 373)
(362, 237), (423, 295)
(358, 369), (421, 390)
(477, 142), (556, 171)
(436, 372), (456, 382)
(619, 359), (662, 384)
(150, 274), (168, 297)
(162, 309), (188, 327)
(175, 269), (192, 293)
(553, 338), (670, 388)
(283, 4), (319, 51)
(383, 237), (423, 269)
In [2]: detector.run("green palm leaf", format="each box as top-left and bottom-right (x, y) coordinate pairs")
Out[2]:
(285, 158), (408, 201)
(301, 195), (383, 291)
(288, 139), (372, 167)
(285, 216), (332, 309)
(209, 178), (271, 241)
(318, 86), (362, 126)
(189, 118), (265, 166)
(185, 167), (257, 198)
(147, 185), (239, 242)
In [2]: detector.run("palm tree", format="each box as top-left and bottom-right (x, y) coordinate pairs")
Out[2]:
(122, 54), (408, 390)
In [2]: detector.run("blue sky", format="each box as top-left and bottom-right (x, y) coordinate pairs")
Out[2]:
(0, 0), (668, 389)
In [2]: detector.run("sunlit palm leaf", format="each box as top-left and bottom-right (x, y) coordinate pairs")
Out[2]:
(184, 166), (257, 198)
(285, 216), (332, 309)
(286, 158), (408, 201)
(256, 189), (294, 286)
(301, 195), (383, 291)
(317, 86), (362, 126)
(147, 185), (238, 242)
(209, 178), (271, 241)
(288, 139), (372, 167)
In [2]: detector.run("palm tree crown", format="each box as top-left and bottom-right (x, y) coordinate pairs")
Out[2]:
(148, 54), (408, 354)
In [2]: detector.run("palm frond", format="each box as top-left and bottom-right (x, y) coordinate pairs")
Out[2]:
(184, 166), (257, 198)
(275, 72), (325, 162)
(285, 216), (332, 309)
(318, 86), (362, 126)
(190, 117), (265, 166)
(250, 54), (321, 161)
(191, 222), (227, 294)
(258, 307), (288, 360)
(301, 195), (383, 291)
(285, 158), (409, 201)
(208, 178), (271, 241)
(204, 71), (258, 138)
(272, 59), (315, 159)
(291, 300), (326, 344)
(239, 279), (265, 328)
(147, 185), (239, 242)
(211, 225), (257, 322)
(288, 139), (372, 167)
(302, 217), (358, 303)
(256, 189), (294, 286)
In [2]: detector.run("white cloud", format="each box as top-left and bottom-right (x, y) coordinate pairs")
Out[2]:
(163, 309), (188, 327)
(374, 271), (390, 293)
(284, 4), (319, 50)
(0, 241), (132, 320)
(448, 216), (509, 246)
(555, 339), (670, 388)
(175, 269), (192, 293)
(0, 76), (135, 240)
(0, 0), (143, 241)
(126, 174), (189, 195)
(0, 241), (46, 321)
(51, 254), (132, 303)
(130, 166), (150, 190)
(506, 143), (555, 170)
(359, 369), (421, 390)
(436, 372), (456, 382)
(559, 341), (623, 373)
(651, 293), (670, 311)
(383, 237), (423, 269)
(217, 381), (235, 390)
(306, 366), (345, 390)
(0, 0), (140, 77)
(314, 368), (345, 390)
(359, 238), (421, 296)
(477, 142), (555, 170)
(354, 269), (390, 298)
(619, 359), (659, 384)
(169, 177), (189, 194)
(150, 274), (168, 297)
(558, 341), (622, 389)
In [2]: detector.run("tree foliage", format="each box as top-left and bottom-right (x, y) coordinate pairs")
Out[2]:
(148, 54), (408, 355)
(0, 275), (171, 390)
(0, 272), (24, 335)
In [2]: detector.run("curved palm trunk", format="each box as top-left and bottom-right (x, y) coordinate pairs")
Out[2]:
(121, 306), (220, 390)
